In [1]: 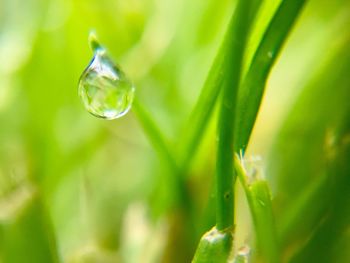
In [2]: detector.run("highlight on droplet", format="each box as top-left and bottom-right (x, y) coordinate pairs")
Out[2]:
(78, 32), (135, 120)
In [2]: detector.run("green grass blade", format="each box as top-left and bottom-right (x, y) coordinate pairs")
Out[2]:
(234, 157), (279, 263)
(290, 116), (350, 263)
(178, 1), (263, 172)
(235, 0), (308, 152)
(132, 98), (178, 172)
(177, 40), (225, 171)
(277, 173), (329, 247)
(269, 30), (350, 261)
(249, 181), (279, 263)
(133, 98), (193, 209)
(215, 0), (253, 231)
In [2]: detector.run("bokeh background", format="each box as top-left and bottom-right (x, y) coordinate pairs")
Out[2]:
(0, 0), (349, 262)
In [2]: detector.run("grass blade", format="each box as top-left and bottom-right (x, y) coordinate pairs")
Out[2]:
(133, 98), (178, 172)
(132, 98), (193, 209)
(215, 0), (253, 231)
(235, 0), (308, 152)
(178, 1), (263, 172)
(235, 157), (279, 263)
(268, 31), (350, 260)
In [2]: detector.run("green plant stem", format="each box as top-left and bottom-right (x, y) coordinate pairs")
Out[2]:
(235, 0), (308, 152)
(215, 0), (253, 231)
(234, 156), (279, 263)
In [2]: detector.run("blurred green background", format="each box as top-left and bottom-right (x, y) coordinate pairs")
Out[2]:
(0, 0), (349, 262)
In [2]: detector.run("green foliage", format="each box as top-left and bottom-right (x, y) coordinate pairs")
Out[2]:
(235, 0), (307, 152)
(235, 157), (279, 263)
(0, 0), (349, 262)
(269, 32), (350, 262)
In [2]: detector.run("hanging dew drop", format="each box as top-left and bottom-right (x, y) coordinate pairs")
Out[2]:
(78, 32), (135, 120)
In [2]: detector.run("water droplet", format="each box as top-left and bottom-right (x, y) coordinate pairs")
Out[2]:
(78, 33), (135, 120)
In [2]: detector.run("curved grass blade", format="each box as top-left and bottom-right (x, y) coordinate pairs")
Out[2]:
(132, 98), (193, 206)
(133, 98), (178, 172)
(178, 1), (263, 172)
(235, 0), (308, 152)
(234, 156), (279, 263)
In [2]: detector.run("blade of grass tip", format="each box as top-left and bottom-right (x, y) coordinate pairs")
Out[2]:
(215, 0), (253, 232)
(235, 0), (308, 153)
(234, 156), (279, 263)
(178, 0), (263, 172)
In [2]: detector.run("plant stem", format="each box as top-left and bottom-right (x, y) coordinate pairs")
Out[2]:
(215, 0), (253, 231)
